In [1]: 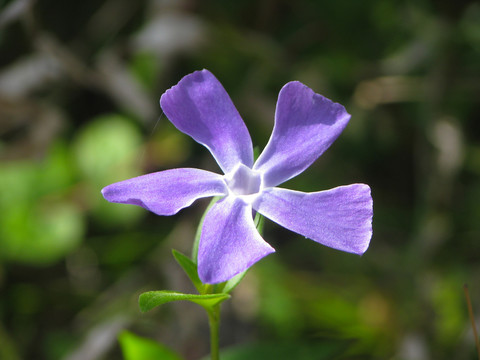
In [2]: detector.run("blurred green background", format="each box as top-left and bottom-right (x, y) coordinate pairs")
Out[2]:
(1, 0), (479, 359)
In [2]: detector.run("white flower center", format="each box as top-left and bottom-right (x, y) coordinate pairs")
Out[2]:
(224, 164), (263, 202)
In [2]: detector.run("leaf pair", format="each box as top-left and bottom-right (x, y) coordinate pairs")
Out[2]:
(139, 291), (230, 313)
(138, 248), (246, 313)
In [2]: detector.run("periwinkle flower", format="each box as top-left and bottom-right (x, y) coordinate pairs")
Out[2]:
(102, 70), (373, 284)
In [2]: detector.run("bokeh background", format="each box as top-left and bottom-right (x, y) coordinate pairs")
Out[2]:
(1, 0), (480, 359)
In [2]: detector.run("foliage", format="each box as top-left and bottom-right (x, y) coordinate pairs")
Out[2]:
(0, 0), (479, 359)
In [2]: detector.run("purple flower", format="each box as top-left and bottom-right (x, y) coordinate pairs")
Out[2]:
(102, 70), (373, 284)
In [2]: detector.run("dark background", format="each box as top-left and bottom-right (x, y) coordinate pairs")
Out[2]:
(1, 0), (479, 359)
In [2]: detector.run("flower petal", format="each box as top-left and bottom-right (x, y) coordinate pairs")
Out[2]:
(198, 196), (275, 284)
(101, 168), (227, 216)
(160, 70), (254, 173)
(254, 184), (373, 254)
(254, 81), (351, 187)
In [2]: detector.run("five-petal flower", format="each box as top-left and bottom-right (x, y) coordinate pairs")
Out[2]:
(102, 70), (373, 284)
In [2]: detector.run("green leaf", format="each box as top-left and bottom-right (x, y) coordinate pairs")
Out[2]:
(139, 291), (230, 313)
(172, 249), (204, 293)
(119, 331), (182, 360)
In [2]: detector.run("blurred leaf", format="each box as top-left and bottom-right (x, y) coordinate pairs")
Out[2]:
(73, 113), (141, 182)
(256, 260), (302, 337)
(44, 331), (77, 360)
(73, 114), (143, 225)
(1, 202), (84, 264)
(0, 161), (36, 206)
(172, 249), (204, 293)
(0, 323), (21, 360)
(0, 142), (74, 206)
(128, 52), (159, 91)
(35, 142), (76, 195)
(431, 274), (465, 345)
(119, 331), (182, 360)
(100, 232), (154, 267)
(0, 144), (84, 264)
(139, 291), (230, 313)
(459, 3), (480, 52)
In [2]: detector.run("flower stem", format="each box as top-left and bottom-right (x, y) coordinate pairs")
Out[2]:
(207, 305), (221, 360)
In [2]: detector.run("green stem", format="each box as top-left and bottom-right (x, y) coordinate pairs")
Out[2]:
(207, 305), (221, 360)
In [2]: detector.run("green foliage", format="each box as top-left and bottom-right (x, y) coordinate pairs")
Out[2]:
(1, 201), (84, 264)
(129, 52), (160, 91)
(431, 273), (467, 345)
(73, 113), (144, 226)
(0, 144), (84, 264)
(0, 324), (21, 360)
(73, 114), (141, 181)
(1, 0), (479, 358)
(119, 331), (182, 360)
(256, 260), (303, 338)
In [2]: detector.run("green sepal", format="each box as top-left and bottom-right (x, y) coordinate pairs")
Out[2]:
(253, 146), (261, 161)
(254, 211), (265, 234)
(172, 249), (204, 293)
(139, 290), (230, 313)
(222, 270), (247, 294)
